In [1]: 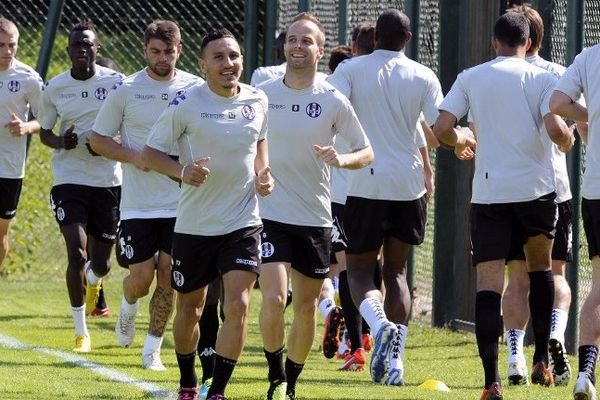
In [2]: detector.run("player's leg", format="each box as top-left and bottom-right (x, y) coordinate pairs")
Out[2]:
(197, 276), (221, 398)
(0, 178), (22, 267)
(319, 273), (343, 360)
(0, 218), (11, 267)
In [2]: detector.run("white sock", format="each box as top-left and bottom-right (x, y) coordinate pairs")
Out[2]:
(359, 297), (388, 335)
(389, 324), (408, 369)
(505, 329), (526, 364)
(318, 297), (336, 319)
(72, 305), (89, 336)
(85, 261), (101, 286)
(143, 334), (164, 355)
(121, 296), (139, 315)
(549, 308), (568, 344)
(332, 276), (339, 292)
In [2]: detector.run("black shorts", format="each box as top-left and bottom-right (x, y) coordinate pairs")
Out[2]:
(582, 198), (600, 259)
(344, 196), (427, 254)
(330, 202), (348, 263)
(507, 200), (573, 262)
(471, 192), (557, 266)
(0, 178), (22, 220)
(171, 225), (262, 293)
(261, 219), (331, 279)
(50, 184), (120, 242)
(117, 217), (175, 266)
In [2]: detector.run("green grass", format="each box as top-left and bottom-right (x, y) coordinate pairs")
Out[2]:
(0, 278), (579, 400)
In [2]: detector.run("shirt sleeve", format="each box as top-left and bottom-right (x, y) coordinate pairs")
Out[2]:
(24, 73), (43, 118)
(257, 92), (268, 141)
(422, 70), (443, 125)
(555, 50), (586, 102)
(439, 72), (470, 121)
(415, 119), (426, 148)
(334, 95), (370, 151)
(326, 63), (352, 99)
(38, 83), (58, 130)
(540, 72), (559, 117)
(92, 82), (125, 137)
(146, 100), (185, 153)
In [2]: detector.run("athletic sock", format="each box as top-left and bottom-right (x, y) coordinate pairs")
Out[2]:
(96, 286), (107, 309)
(528, 271), (554, 364)
(549, 308), (568, 344)
(505, 329), (526, 364)
(285, 357), (304, 393)
(142, 334), (163, 355)
(359, 297), (388, 335)
(389, 324), (408, 370)
(264, 347), (286, 383)
(578, 345), (599, 385)
(176, 351), (198, 389)
(198, 303), (219, 382)
(207, 354), (236, 396)
(318, 296), (336, 319)
(475, 291), (502, 389)
(339, 271), (362, 353)
(121, 296), (139, 314)
(84, 261), (101, 285)
(72, 305), (89, 336)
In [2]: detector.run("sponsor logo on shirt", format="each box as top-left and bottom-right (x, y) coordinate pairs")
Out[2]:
(161, 93), (168, 100)
(306, 102), (321, 118)
(201, 112), (224, 119)
(135, 94), (156, 100)
(315, 267), (329, 274)
(241, 105), (256, 120)
(7, 80), (21, 92)
(95, 87), (108, 100)
(269, 104), (286, 110)
(59, 93), (77, 99)
(292, 104), (300, 112)
(0, 81), (3, 89)
(82, 91), (88, 98)
(235, 258), (258, 267)
(228, 112), (236, 119)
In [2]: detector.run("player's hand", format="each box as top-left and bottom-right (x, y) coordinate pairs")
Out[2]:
(255, 166), (274, 196)
(424, 168), (434, 202)
(61, 125), (78, 150)
(182, 157), (210, 186)
(4, 113), (28, 136)
(313, 145), (342, 167)
(454, 126), (476, 160)
(558, 128), (576, 153)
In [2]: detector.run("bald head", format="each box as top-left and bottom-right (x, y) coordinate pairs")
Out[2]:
(375, 9), (411, 51)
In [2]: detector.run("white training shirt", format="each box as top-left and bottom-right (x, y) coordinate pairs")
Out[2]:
(146, 83), (267, 236)
(0, 59), (43, 179)
(327, 50), (443, 201)
(555, 44), (600, 200)
(440, 56), (557, 204)
(250, 62), (328, 86)
(92, 68), (202, 219)
(526, 54), (572, 204)
(39, 65), (124, 187)
(257, 77), (370, 227)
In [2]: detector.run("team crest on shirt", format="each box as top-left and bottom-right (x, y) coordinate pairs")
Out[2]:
(173, 270), (185, 287)
(95, 87), (108, 100)
(260, 241), (275, 258)
(241, 105), (256, 120)
(0, 81), (3, 89)
(7, 80), (21, 92)
(306, 102), (321, 118)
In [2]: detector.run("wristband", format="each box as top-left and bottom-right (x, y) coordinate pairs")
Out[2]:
(180, 165), (186, 182)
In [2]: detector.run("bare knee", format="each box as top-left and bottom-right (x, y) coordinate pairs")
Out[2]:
(262, 291), (286, 316)
(293, 298), (317, 321)
(224, 296), (250, 321)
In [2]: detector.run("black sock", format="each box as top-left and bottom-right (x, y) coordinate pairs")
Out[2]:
(339, 271), (362, 353)
(528, 271), (554, 365)
(198, 304), (219, 382)
(475, 291), (502, 389)
(207, 354), (237, 396)
(264, 347), (286, 383)
(176, 351), (198, 389)
(285, 357), (304, 393)
(579, 345), (599, 385)
(96, 285), (107, 309)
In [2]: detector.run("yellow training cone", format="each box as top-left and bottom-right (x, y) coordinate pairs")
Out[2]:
(418, 379), (451, 392)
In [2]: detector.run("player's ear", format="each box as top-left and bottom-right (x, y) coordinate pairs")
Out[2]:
(198, 57), (206, 75)
(177, 42), (183, 59)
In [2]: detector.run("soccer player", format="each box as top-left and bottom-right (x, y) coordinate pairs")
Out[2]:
(550, 41), (600, 400)
(328, 9), (442, 385)
(434, 12), (573, 399)
(0, 18), (42, 269)
(38, 21), (123, 353)
(501, 4), (578, 387)
(90, 20), (202, 370)
(250, 31), (287, 86)
(141, 27), (273, 400)
(257, 13), (373, 400)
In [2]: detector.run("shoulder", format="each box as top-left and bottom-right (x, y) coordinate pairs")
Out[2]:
(175, 69), (204, 85)
(240, 82), (268, 102)
(44, 70), (71, 90)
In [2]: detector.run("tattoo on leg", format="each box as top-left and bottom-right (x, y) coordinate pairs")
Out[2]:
(149, 284), (174, 337)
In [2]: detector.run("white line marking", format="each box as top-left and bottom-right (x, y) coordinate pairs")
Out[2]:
(0, 333), (175, 399)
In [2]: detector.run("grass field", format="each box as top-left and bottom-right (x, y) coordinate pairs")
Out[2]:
(0, 274), (581, 400)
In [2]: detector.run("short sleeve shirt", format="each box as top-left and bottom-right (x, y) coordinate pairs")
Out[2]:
(0, 59), (43, 179)
(146, 83), (267, 236)
(257, 77), (370, 227)
(92, 68), (203, 219)
(327, 50), (443, 201)
(39, 65), (124, 187)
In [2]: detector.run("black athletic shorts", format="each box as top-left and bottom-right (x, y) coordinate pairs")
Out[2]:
(117, 217), (175, 266)
(0, 178), (22, 220)
(471, 192), (557, 266)
(261, 219), (331, 279)
(50, 184), (120, 242)
(344, 196), (427, 254)
(171, 225), (262, 293)
(582, 198), (600, 259)
(330, 202), (348, 263)
(507, 200), (572, 262)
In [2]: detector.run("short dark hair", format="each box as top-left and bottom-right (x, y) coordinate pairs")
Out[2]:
(351, 21), (375, 43)
(508, 4), (543, 51)
(494, 12), (530, 48)
(144, 20), (181, 47)
(69, 21), (98, 42)
(201, 28), (236, 55)
(356, 25), (375, 55)
(328, 45), (352, 73)
(275, 31), (286, 64)
(375, 9), (411, 51)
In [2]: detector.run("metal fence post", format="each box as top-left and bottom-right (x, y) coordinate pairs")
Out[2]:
(243, 0), (259, 83)
(36, 0), (65, 80)
(264, 0), (279, 66)
(298, 0), (311, 12)
(337, 0), (348, 45)
(404, 0), (420, 61)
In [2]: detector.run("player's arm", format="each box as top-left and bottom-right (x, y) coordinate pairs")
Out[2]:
(89, 131), (147, 170)
(421, 120), (439, 148)
(4, 114), (40, 137)
(38, 86), (77, 150)
(543, 112), (574, 153)
(420, 146), (434, 201)
(549, 91), (588, 122)
(254, 138), (274, 196)
(576, 121), (589, 145)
